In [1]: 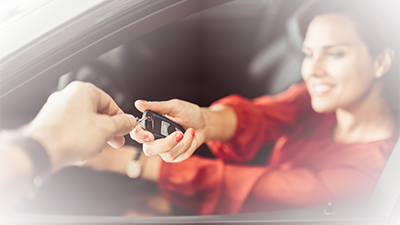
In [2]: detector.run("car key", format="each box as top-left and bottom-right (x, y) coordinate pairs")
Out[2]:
(137, 110), (185, 139)
(136, 116), (146, 124)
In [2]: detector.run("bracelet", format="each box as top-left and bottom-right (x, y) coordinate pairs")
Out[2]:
(14, 136), (51, 178)
(125, 150), (143, 179)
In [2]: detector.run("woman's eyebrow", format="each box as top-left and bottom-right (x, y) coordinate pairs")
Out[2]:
(322, 43), (351, 49)
(302, 43), (352, 50)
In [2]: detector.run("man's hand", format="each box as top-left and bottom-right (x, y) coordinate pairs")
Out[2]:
(23, 81), (136, 172)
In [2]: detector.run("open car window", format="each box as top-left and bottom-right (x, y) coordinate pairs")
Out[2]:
(1, 0), (399, 224)
(0, 0), (232, 128)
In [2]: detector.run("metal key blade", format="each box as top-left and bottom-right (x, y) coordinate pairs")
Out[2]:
(136, 117), (146, 124)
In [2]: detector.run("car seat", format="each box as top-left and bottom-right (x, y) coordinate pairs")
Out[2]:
(248, 8), (303, 96)
(244, 3), (305, 165)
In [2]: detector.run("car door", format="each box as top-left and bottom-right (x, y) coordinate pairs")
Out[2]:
(1, 1), (399, 224)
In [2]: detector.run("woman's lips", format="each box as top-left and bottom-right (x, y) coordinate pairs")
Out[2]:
(311, 83), (334, 96)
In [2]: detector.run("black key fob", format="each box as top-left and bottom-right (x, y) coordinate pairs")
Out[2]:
(140, 110), (185, 139)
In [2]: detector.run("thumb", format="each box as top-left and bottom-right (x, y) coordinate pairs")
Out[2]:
(107, 136), (126, 149)
(108, 114), (137, 137)
(135, 99), (183, 116)
(104, 114), (136, 149)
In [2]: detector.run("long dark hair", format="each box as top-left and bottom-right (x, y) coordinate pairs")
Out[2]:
(297, 0), (400, 113)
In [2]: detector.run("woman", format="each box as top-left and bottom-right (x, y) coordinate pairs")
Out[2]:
(89, 0), (399, 215)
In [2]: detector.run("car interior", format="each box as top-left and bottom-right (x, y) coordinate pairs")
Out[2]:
(1, 0), (399, 224)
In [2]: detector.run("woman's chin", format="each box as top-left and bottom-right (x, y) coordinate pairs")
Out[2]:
(311, 101), (335, 114)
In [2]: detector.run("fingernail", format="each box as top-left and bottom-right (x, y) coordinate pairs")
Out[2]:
(126, 114), (136, 128)
(134, 100), (147, 106)
(190, 129), (195, 137)
(143, 135), (151, 143)
(175, 133), (184, 142)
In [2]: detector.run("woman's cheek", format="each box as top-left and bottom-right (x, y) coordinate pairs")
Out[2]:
(301, 60), (311, 80)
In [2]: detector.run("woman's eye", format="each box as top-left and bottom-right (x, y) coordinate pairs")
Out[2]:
(303, 52), (312, 58)
(328, 51), (345, 58)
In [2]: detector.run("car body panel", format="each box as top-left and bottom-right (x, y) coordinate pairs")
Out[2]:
(0, 0), (106, 60)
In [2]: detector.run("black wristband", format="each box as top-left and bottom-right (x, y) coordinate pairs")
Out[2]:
(14, 136), (51, 178)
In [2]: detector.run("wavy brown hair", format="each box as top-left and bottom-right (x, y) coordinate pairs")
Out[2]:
(296, 0), (400, 114)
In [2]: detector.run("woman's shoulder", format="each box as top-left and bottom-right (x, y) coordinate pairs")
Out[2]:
(211, 82), (312, 115)
(249, 82), (311, 111)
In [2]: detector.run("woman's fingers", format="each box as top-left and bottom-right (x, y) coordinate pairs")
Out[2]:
(141, 131), (182, 156)
(140, 128), (196, 160)
(130, 124), (154, 144)
(159, 129), (198, 163)
(132, 98), (203, 162)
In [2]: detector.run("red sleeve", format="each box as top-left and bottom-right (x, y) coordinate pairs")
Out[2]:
(158, 138), (396, 215)
(158, 82), (397, 215)
(247, 141), (395, 211)
(224, 162), (374, 214)
(207, 83), (312, 163)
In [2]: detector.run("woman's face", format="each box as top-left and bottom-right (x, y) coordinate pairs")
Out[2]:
(301, 13), (378, 113)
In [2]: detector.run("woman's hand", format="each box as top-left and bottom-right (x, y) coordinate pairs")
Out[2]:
(130, 99), (206, 163)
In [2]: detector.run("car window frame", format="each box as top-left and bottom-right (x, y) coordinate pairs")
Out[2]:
(0, 0), (231, 100)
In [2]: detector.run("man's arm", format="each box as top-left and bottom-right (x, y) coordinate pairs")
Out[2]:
(0, 140), (35, 211)
(0, 81), (136, 212)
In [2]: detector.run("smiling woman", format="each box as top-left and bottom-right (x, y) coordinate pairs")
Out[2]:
(298, 0), (399, 115)
(301, 14), (395, 143)
(127, 0), (400, 215)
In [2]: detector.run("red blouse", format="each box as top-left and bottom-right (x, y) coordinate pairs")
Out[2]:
(158, 83), (397, 215)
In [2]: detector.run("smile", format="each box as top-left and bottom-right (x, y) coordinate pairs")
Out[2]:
(311, 83), (334, 96)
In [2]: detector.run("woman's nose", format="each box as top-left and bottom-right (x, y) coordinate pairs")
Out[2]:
(302, 57), (326, 78)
